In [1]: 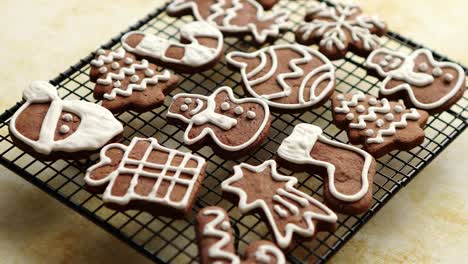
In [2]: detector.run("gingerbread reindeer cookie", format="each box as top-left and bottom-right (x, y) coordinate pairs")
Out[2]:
(226, 44), (336, 111)
(196, 206), (285, 264)
(167, 86), (271, 159)
(221, 160), (337, 249)
(90, 48), (179, 113)
(122, 21), (223, 73)
(366, 48), (465, 114)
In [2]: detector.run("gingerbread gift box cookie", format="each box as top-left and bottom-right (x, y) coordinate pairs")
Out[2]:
(9, 81), (123, 160)
(85, 137), (206, 217)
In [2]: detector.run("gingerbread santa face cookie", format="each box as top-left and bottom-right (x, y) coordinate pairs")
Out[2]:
(221, 160), (337, 249)
(85, 137), (206, 217)
(296, 2), (387, 60)
(122, 21), (223, 73)
(277, 124), (376, 215)
(90, 48), (179, 113)
(226, 44), (336, 111)
(166, 0), (289, 45)
(167, 86), (271, 159)
(332, 92), (429, 158)
(196, 206), (286, 264)
(9, 81), (123, 160)
(366, 48), (465, 114)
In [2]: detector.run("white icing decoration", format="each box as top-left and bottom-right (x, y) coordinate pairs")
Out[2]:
(234, 106), (244, 115)
(365, 129), (374, 136)
(180, 104), (189, 112)
(394, 105), (404, 113)
(113, 80), (121, 88)
(189, 99), (204, 115)
(379, 60), (389, 67)
(388, 58), (402, 69)
(124, 57), (134, 65)
(444, 73), (454, 83)
(62, 113), (73, 122)
(220, 221), (230, 231)
(184, 98), (193, 104)
(376, 119), (384, 128)
(59, 125), (70, 134)
(334, 92), (366, 114)
(91, 48), (126, 67)
(111, 62), (120, 70)
(145, 69), (154, 77)
(221, 102), (230, 111)
(367, 108), (421, 144)
(99, 67), (107, 74)
(130, 75), (139, 83)
(356, 105), (366, 113)
(97, 49), (106, 55)
(246, 111), (256, 119)
(432, 67), (443, 77)
(418, 62), (428, 72)
(254, 244), (286, 264)
(336, 94), (345, 101)
(368, 97), (377, 106)
(384, 113), (394, 121)
(385, 55), (392, 61)
(346, 113), (354, 120)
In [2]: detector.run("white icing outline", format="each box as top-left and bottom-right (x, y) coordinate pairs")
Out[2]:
(253, 244), (286, 264)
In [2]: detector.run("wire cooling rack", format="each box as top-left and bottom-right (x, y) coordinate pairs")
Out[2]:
(0, 1), (466, 263)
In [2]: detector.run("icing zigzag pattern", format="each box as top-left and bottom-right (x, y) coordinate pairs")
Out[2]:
(334, 92), (366, 113)
(96, 60), (150, 85)
(91, 49), (126, 67)
(348, 98), (391, 129)
(367, 109), (421, 144)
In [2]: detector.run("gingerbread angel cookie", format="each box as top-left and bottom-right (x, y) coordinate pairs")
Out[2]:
(85, 137), (206, 217)
(221, 160), (337, 249)
(296, 2), (387, 60)
(332, 92), (429, 158)
(122, 21), (223, 73)
(90, 48), (179, 113)
(196, 206), (286, 264)
(226, 44), (335, 111)
(277, 123), (376, 215)
(166, 0), (289, 45)
(9, 81), (123, 160)
(167, 86), (271, 159)
(366, 48), (465, 114)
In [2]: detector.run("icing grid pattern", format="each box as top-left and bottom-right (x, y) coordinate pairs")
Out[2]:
(0, 1), (466, 264)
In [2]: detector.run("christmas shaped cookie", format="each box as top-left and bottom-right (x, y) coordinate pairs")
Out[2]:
(296, 2), (387, 60)
(9, 81), (123, 160)
(226, 44), (336, 111)
(332, 92), (429, 158)
(196, 206), (285, 264)
(167, 86), (271, 159)
(90, 48), (179, 113)
(366, 48), (465, 114)
(221, 160), (337, 249)
(85, 137), (206, 217)
(277, 123), (376, 215)
(166, 0), (289, 45)
(122, 21), (223, 73)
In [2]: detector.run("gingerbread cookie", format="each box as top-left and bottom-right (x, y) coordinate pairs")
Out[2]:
(85, 137), (206, 217)
(122, 21), (223, 73)
(90, 48), (179, 113)
(9, 81), (123, 160)
(167, 86), (271, 159)
(296, 2), (387, 60)
(277, 123), (376, 215)
(221, 160), (337, 249)
(226, 44), (336, 111)
(366, 48), (465, 114)
(196, 206), (285, 264)
(166, 0), (289, 45)
(332, 92), (429, 158)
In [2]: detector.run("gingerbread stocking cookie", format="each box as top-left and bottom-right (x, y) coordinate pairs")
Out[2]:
(296, 2), (387, 60)
(366, 48), (465, 114)
(221, 160), (337, 249)
(9, 81), (123, 160)
(167, 86), (271, 159)
(85, 137), (206, 217)
(90, 48), (179, 113)
(332, 92), (429, 158)
(122, 21), (223, 73)
(226, 44), (335, 111)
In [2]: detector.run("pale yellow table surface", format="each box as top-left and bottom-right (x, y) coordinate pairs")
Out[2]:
(0, 0), (467, 263)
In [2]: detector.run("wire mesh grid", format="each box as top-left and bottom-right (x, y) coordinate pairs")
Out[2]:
(0, 0), (466, 263)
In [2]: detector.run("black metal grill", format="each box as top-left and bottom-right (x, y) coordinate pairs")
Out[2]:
(0, 1), (466, 263)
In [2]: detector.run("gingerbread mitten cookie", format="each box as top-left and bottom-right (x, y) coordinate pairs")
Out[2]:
(167, 86), (271, 159)
(296, 2), (387, 60)
(366, 48), (465, 114)
(9, 81), (123, 160)
(332, 92), (429, 158)
(85, 137), (206, 217)
(122, 21), (223, 73)
(277, 124), (376, 215)
(226, 44), (335, 111)
(221, 161), (337, 249)
(90, 48), (179, 113)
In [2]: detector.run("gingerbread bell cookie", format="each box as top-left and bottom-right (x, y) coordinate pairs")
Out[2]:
(296, 2), (387, 60)
(277, 124), (376, 215)
(226, 44), (336, 111)
(167, 86), (271, 159)
(366, 48), (465, 114)
(90, 48), (179, 113)
(196, 206), (286, 264)
(166, 0), (289, 45)
(122, 21), (223, 73)
(332, 92), (429, 158)
(85, 137), (206, 217)
(221, 160), (337, 249)
(9, 81), (123, 160)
